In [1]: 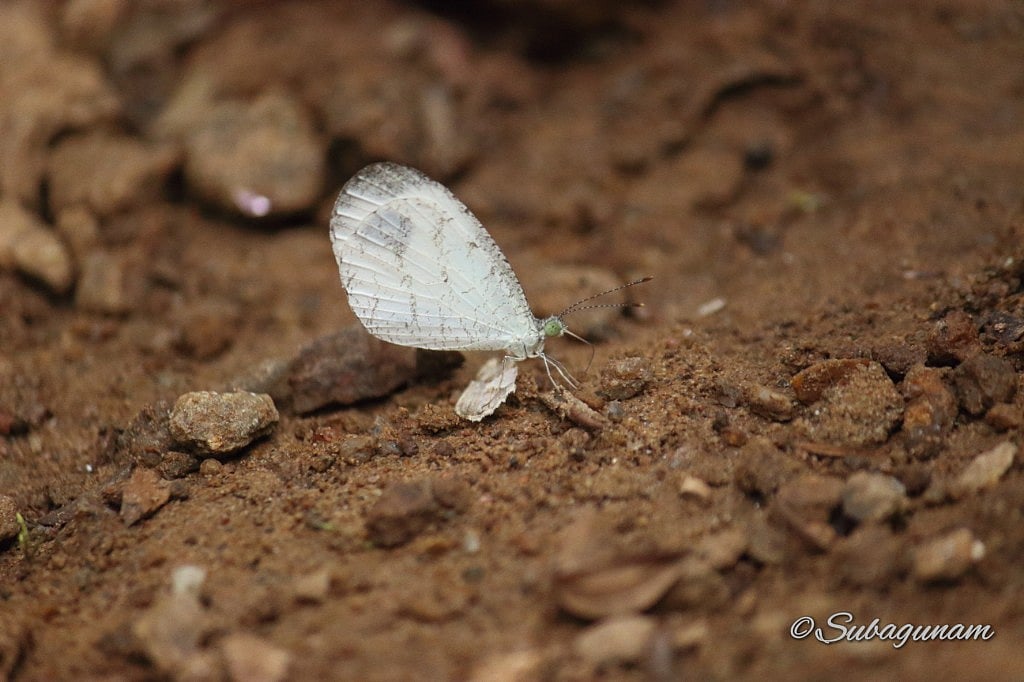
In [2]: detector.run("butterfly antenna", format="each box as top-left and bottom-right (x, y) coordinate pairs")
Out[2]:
(558, 276), (653, 317)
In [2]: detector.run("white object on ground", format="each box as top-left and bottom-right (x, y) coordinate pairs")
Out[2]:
(330, 162), (576, 420)
(455, 357), (519, 421)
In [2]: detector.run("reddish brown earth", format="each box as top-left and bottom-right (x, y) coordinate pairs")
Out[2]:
(2, 1), (1024, 680)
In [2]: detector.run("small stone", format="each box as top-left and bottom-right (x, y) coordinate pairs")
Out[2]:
(926, 310), (980, 365)
(11, 226), (75, 295)
(984, 403), (1022, 431)
(694, 528), (747, 571)
(292, 569), (331, 604)
(0, 3), (121, 206)
(364, 479), (439, 548)
(745, 384), (795, 421)
(468, 650), (544, 682)
(75, 249), (138, 314)
(0, 494), (19, 542)
(952, 353), (1017, 416)
(772, 474), (844, 551)
(553, 508), (681, 620)
(272, 326), (419, 414)
(184, 91), (324, 218)
(573, 615), (657, 667)
(168, 391), (278, 456)
(0, 202), (42, 267)
(841, 472), (906, 523)
(900, 365), (958, 458)
(132, 570), (209, 675)
(157, 451), (200, 479)
(677, 475), (712, 503)
(912, 528), (984, 583)
(791, 359), (871, 404)
(599, 357), (652, 401)
(120, 467), (172, 526)
(221, 633), (290, 682)
(794, 361), (904, 448)
(949, 441), (1016, 499)
(48, 131), (180, 217)
(663, 559), (729, 610)
(199, 458), (223, 476)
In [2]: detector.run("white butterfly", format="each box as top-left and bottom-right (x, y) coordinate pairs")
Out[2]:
(330, 162), (635, 420)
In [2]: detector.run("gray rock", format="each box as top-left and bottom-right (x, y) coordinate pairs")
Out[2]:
(272, 326), (421, 414)
(168, 391), (278, 455)
(841, 472), (906, 523)
(912, 528), (984, 583)
(184, 91), (324, 218)
(949, 441), (1016, 499)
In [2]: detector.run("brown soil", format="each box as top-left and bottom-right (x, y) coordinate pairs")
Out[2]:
(2, 1), (1024, 680)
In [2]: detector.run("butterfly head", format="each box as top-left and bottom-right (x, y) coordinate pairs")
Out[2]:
(541, 316), (567, 338)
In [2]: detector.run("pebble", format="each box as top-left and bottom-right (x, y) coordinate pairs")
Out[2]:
(184, 91), (324, 218)
(47, 131), (180, 217)
(553, 509), (681, 620)
(694, 528), (747, 571)
(677, 475), (712, 503)
(900, 365), (958, 457)
(926, 310), (980, 364)
(0, 3), (120, 207)
(269, 326), (419, 414)
(599, 356), (652, 401)
(75, 249), (138, 314)
(745, 384), (795, 421)
(663, 559), (729, 610)
(794, 361), (904, 448)
(132, 568), (210, 676)
(0, 494), (19, 543)
(468, 650), (544, 682)
(984, 403), (1022, 431)
(168, 391), (279, 456)
(364, 477), (470, 547)
(772, 474), (844, 551)
(573, 615), (657, 667)
(949, 441), (1016, 499)
(104, 401), (174, 468)
(912, 528), (985, 583)
(156, 451), (200, 479)
(841, 471), (906, 523)
(120, 467), (172, 526)
(292, 569), (331, 604)
(0, 202), (75, 294)
(951, 353), (1017, 416)
(791, 358), (871, 404)
(221, 633), (291, 682)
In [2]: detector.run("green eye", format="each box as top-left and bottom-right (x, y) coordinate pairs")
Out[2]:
(542, 317), (565, 337)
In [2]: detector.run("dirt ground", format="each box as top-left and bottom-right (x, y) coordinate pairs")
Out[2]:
(2, 0), (1024, 679)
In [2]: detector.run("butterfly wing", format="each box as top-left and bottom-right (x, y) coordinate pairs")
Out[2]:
(330, 163), (538, 352)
